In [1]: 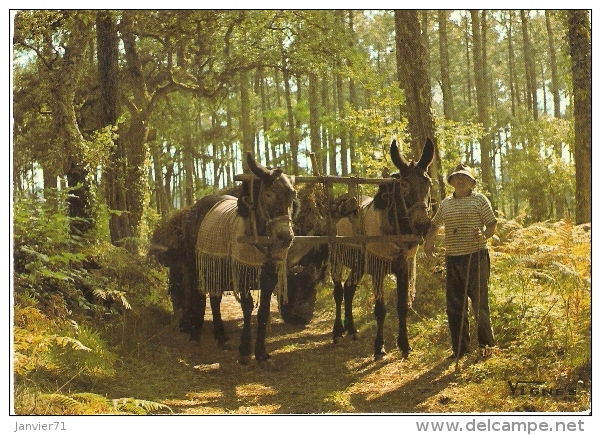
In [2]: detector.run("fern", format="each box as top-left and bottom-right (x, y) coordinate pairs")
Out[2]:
(54, 335), (92, 352)
(93, 288), (132, 310)
(112, 397), (173, 415)
(38, 393), (85, 414)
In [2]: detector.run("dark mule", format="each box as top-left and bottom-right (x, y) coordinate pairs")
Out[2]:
(330, 138), (435, 360)
(148, 194), (234, 346)
(150, 153), (297, 370)
(279, 183), (356, 324)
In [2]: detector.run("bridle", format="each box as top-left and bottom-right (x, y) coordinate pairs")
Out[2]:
(382, 171), (433, 236)
(241, 176), (294, 251)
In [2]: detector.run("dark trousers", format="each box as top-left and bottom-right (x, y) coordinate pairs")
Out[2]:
(446, 250), (495, 355)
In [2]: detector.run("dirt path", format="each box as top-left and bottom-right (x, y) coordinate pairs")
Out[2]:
(103, 292), (470, 414)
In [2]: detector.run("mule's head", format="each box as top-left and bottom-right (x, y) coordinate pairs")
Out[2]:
(374, 138), (435, 237)
(245, 153), (297, 250)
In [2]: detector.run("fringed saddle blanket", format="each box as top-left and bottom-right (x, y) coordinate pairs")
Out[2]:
(330, 197), (417, 303)
(196, 198), (289, 302)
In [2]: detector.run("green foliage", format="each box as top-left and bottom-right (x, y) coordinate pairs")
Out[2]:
(22, 392), (172, 415)
(344, 83), (407, 177)
(13, 187), (173, 414)
(435, 117), (484, 175)
(491, 219), (590, 375)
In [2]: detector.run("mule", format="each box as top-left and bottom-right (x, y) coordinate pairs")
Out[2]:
(152, 153), (297, 370)
(148, 192), (236, 347)
(330, 138), (435, 360)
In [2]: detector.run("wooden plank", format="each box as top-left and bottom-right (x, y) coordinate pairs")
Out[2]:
(237, 235), (424, 245)
(233, 174), (396, 184)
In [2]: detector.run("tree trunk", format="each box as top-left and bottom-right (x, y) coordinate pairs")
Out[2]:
(119, 15), (152, 251)
(259, 68), (270, 167)
(48, 13), (94, 236)
(506, 12), (518, 117)
(567, 10), (592, 224)
(520, 10), (538, 120)
(97, 11), (135, 239)
(438, 10), (455, 120)
(470, 10), (495, 207)
(283, 59), (299, 175)
(348, 10), (357, 172)
(240, 69), (253, 166)
(309, 72), (322, 173)
(463, 14), (473, 107)
(323, 75), (335, 176)
(394, 10), (444, 201)
(546, 11), (561, 119)
(481, 11), (490, 107)
(335, 67), (347, 175)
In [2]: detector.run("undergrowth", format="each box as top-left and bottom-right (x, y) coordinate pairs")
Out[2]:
(12, 187), (591, 414)
(12, 190), (172, 415)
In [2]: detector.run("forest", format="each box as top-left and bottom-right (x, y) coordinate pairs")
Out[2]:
(12, 10), (591, 415)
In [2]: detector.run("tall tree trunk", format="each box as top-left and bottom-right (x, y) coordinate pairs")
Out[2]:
(51, 13), (94, 236)
(438, 10), (455, 120)
(150, 139), (169, 216)
(394, 10), (443, 201)
(506, 11), (519, 116)
(463, 13), (473, 107)
(283, 58), (299, 175)
(323, 75), (336, 176)
(348, 10), (357, 172)
(520, 10), (538, 120)
(240, 69), (253, 171)
(567, 10), (592, 224)
(470, 10), (495, 207)
(97, 12), (121, 228)
(183, 134), (194, 205)
(420, 10), (430, 76)
(119, 13), (153, 250)
(259, 68), (270, 167)
(546, 11), (562, 120)
(309, 72), (322, 173)
(481, 11), (490, 107)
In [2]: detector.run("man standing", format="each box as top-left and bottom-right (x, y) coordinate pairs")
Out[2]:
(424, 164), (497, 358)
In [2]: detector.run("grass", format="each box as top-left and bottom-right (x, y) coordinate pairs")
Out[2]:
(13, 219), (591, 414)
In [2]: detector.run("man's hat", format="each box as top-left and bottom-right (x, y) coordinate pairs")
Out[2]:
(447, 164), (476, 183)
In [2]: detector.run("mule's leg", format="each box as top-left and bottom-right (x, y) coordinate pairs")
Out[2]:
(373, 276), (387, 360)
(255, 261), (278, 370)
(238, 289), (254, 365)
(210, 293), (230, 349)
(332, 279), (345, 343)
(395, 264), (411, 358)
(187, 288), (206, 342)
(343, 276), (361, 340)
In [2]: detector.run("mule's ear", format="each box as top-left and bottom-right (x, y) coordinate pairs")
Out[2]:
(247, 152), (272, 182)
(417, 138), (435, 170)
(390, 139), (410, 172)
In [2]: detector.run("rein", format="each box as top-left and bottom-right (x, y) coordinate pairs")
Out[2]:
(382, 175), (431, 237)
(242, 177), (293, 254)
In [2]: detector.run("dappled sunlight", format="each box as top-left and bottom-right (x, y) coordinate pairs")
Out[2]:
(236, 404), (282, 414)
(236, 383), (278, 398)
(346, 359), (428, 401)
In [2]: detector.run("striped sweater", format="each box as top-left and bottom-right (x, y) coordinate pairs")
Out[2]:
(431, 192), (497, 256)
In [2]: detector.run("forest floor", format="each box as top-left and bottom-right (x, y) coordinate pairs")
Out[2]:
(98, 290), (590, 415)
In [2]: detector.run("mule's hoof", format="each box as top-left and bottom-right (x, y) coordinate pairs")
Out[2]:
(238, 355), (251, 365)
(374, 350), (387, 361)
(333, 335), (343, 345)
(400, 349), (410, 359)
(258, 358), (279, 372)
